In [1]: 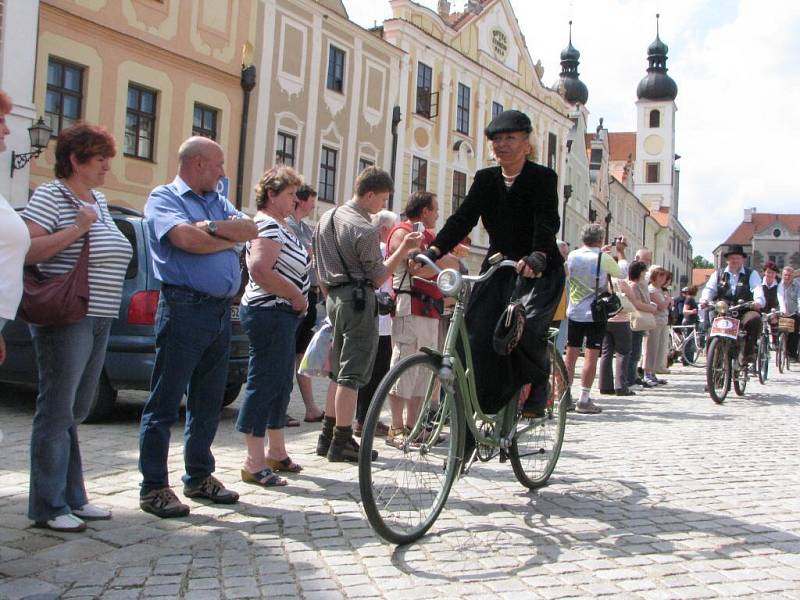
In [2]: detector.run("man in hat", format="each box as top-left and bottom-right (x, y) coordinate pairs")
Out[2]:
(700, 245), (765, 363)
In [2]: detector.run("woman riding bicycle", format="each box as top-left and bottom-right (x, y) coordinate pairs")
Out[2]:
(419, 109), (565, 421)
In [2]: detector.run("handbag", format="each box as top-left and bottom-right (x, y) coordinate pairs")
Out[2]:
(613, 279), (635, 315)
(492, 275), (527, 356)
(390, 223), (444, 320)
(17, 189), (91, 327)
(374, 289), (396, 316)
(589, 250), (622, 322)
(629, 284), (657, 331)
(298, 319), (333, 377)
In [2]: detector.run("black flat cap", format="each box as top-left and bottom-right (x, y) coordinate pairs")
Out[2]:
(485, 109), (532, 139)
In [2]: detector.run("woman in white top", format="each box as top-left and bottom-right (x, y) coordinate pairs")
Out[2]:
(0, 91), (31, 365)
(236, 166), (310, 487)
(22, 123), (132, 532)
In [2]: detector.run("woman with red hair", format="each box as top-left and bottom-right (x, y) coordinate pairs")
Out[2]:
(22, 123), (132, 532)
(0, 91), (31, 365)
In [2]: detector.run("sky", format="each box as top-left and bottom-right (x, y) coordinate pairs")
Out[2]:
(342, 0), (800, 260)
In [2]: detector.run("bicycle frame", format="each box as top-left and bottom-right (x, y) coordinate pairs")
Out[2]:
(408, 257), (550, 454)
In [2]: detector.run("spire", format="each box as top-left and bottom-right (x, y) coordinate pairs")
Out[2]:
(636, 13), (678, 101)
(557, 20), (588, 105)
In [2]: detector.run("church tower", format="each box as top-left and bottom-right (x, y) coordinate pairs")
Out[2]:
(633, 15), (679, 214)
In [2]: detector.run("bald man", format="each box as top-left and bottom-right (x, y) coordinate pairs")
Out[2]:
(138, 136), (256, 518)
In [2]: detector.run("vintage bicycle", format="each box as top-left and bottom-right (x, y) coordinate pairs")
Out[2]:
(775, 313), (796, 373)
(706, 300), (756, 403)
(358, 254), (568, 545)
(667, 323), (706, 367)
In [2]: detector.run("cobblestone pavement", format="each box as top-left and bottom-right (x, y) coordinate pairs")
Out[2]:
(0, 362), (799, 600)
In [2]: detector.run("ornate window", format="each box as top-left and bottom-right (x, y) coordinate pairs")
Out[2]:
(326, 45), (345, 93)
(649, 109), (660, 128)
(319, 146), (338, 203)
(411, 156), (428, 193)
(276, 131), (296, 167)
(125, 84), (157, 161)
(456, 83), (470, 134)
(452, 170), (467, 212)
(192, 103), (218, 140)
(46, 58), (84, 134)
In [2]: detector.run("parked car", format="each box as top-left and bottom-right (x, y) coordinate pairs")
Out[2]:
(0, 206), (249, 421)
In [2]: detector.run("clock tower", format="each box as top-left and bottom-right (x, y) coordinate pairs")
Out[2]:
(634, 15), (679, 214)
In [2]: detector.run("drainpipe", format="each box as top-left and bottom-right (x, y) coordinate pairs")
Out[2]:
(236, 53), (257, 210)
(560, 184), (572, 241)
(390, 105), (402, 213)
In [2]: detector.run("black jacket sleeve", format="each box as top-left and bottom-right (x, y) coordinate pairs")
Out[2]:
(533, 168), (560, 254)
(429, 171), (486, 256)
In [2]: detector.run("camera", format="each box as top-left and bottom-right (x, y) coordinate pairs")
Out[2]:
(412, 222), (424, 234)
(351, 282), (366, 311)
(613, 236), (625, 246)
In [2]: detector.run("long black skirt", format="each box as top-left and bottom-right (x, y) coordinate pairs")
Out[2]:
(463, 261), (565, 414)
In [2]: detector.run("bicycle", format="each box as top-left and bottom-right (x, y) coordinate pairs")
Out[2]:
(705, 300), (755, 403)
(776, 313), (796, 373)
(358, 254), (568, 545)
(667, 323), (706, 367)
(755, 310), (777, 384)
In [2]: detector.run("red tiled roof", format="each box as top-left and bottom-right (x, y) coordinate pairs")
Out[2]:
(723, 214), (800, 244)
(586, 132), (636, 163)
(652, 208), (670, 227)
(692, 268), (715, 288)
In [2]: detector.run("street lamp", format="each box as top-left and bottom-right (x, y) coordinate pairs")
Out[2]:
(10, 117), (53, 177)
(604, 211), (612, 244)
(235, 42), (257, 210)
(560, 184), (572, 240)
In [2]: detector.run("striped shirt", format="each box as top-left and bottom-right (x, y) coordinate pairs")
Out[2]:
(22, 180), (132, 318)
(242, 215), (310, 309)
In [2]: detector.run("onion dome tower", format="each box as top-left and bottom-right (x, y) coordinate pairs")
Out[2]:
(557, 21), (589, 106)
(636, 14), (678, 101)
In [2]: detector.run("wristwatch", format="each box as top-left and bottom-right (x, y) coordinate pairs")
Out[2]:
(207, 220), (218, 236)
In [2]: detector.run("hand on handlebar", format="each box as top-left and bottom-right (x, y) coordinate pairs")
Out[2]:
(517, 251), (547, 279)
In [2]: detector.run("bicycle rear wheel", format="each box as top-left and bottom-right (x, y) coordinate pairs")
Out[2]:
(733, 364), (748, 396)
(359, 352), (464, 545)
(782, 333), (791, 372)
(776, 333), (786, 373)
(706, 338), (730, 404)
(509, 343), (568, 489)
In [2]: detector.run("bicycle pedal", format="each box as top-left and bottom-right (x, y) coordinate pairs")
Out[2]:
(499, 449), (508, 463)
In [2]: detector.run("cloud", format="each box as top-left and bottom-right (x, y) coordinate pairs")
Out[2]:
(344, 0), (800, 258)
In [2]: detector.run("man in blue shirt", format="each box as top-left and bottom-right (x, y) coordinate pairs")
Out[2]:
(138, 136), (256, 518)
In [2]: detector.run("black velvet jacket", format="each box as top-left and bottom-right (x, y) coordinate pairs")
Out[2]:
(430, 160), (562, 272)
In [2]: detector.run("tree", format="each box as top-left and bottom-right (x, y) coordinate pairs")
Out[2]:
(692, 255), (713, 269)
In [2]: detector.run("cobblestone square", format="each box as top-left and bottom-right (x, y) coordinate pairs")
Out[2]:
(0, 364), (798, 599)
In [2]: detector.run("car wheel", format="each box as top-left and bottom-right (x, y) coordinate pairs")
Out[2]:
(85, 372), (118, 423)
(222, 382), (242, 407)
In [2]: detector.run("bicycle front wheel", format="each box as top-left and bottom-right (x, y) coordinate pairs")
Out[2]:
(683, 332), (706, 367)
(359, 352), (464, 545)
(757, 334), (769, 384)
(510, 344), (568, 489)
(706, 338), (730, 404)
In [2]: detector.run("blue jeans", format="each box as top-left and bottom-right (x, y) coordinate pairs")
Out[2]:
(236, 304), (300, 436)
(138, 286), (231, 494)
(28, 317), (112, 522)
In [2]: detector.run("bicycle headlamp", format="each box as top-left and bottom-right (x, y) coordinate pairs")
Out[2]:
(715, 300), (729, 315)
(437, 269), (462, 296)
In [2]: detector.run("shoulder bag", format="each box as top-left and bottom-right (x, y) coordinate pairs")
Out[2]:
(590, 250), (622, 322)
(629, 283), (657, 331)
(17, 189), (90, 327)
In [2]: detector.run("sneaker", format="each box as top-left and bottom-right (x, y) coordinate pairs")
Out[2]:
(615, 388), (636, 396)
(316, 433), (332, 456)
(385, 426), (410, 449)
(328, 433), (378, 463)
(634, 377), (653, 388)
(183, 475), (239, 505)
(140, 487), (190, 519)
(72, 503), (111, 520)
(575, 398), (602, 414)
(35, 513), (86, 532)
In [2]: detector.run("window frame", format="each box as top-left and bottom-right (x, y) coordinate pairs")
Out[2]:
(124, 83), (158, 161)
(318, 146), (338, 203)
(547, 133), (558, 171)
(452, 170), (467, 213)
(45, 57), (84, 135)
(492, 101), (504, 119)
(456, 83), (471, 135)
(649, 109), (661, 128)
(645, 161), (660, 183)
(411, 156), (428, 193)
(275, 131), (297, 167)
(192, 102), (218, 140)
(415, 62), (433, 118)
(358, 157), (375, 173)
(326, 44), (346, 93)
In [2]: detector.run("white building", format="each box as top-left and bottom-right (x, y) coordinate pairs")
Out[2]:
(0, 0), (40, 206)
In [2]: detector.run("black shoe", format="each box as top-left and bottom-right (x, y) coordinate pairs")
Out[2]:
(140, 487), (191, 519)
(615, 388), (636, 396)
(316, 433), (331, 457)
(327, 432), (378, 463)
(598, 389), (616, 395)
(521, 383), (548, 418)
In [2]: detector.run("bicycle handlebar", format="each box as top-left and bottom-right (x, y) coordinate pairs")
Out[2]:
(413, 253), (519, 283)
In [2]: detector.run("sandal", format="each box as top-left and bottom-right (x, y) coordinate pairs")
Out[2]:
(241, 468), (287, 487)
(265, 457), (303, 473)
(304, 412), (325, 423)
(285, 415), (300, 427)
